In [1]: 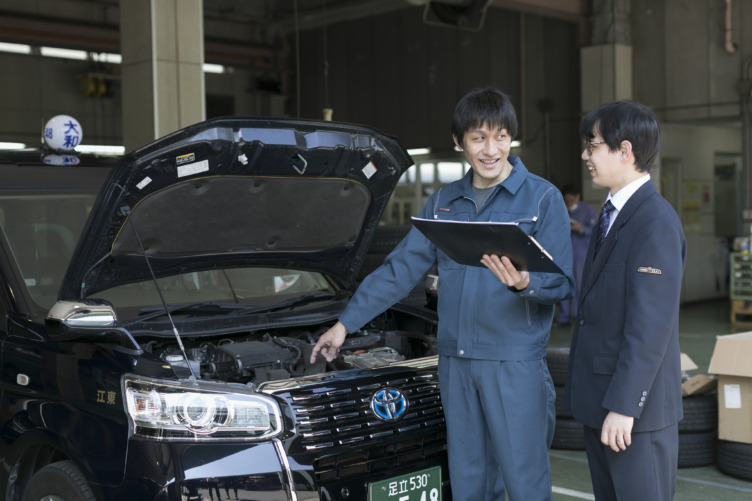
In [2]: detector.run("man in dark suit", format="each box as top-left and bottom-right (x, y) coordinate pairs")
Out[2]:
(562, 100), (686, 500)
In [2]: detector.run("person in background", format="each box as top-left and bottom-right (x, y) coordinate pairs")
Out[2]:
(562, 100), (686, 500)
(557, 184), (596, 326)
(310, 86), (574, 500)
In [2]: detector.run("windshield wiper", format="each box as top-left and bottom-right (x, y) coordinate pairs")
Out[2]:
(126, 302), (247, 324)
(125, 292), (338, 325)
(229, 292), (338, 316)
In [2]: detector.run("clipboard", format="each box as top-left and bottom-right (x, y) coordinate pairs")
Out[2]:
(411, 216), (564, 274)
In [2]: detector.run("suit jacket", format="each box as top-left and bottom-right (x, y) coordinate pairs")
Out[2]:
(562, 181), (686, 432)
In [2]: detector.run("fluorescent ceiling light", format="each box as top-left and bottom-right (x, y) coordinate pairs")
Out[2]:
(203, 63), (225, 74)
(0, 42), (31, 54)
(407, 147), (431, 156)
(91, 52), (122, 64)
(3, 43), (226, 73)
(0, 142), (26, 149)
(40, 46), (88, 60)
(75, 145), (125, 155)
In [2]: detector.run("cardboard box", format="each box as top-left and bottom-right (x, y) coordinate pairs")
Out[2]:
(680, 352), (716, 396)
(708, 332), (752, 444)
(680, 353), (698, 372)
(681, 374), (717, 396)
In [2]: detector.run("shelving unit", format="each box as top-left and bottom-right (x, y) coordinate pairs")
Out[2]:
(729, 252), (752, 324)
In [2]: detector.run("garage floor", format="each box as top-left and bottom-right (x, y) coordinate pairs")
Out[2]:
(547, 299), (752, 500)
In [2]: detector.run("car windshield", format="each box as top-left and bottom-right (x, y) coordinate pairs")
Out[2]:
(0, 191), (334, 317)
(90, 267), (335, 320)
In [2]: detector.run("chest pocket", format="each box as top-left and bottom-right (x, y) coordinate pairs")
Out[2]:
(515, 219), (536, 236)
(484, 209), (537, 236)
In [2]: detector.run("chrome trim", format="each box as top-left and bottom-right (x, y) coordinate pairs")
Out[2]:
(273, 438), (297, 501)
(47, 299), (117, 326)
(259, 355), (440, 394)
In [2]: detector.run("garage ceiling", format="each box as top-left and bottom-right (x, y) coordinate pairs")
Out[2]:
(0, 0), (588, 67)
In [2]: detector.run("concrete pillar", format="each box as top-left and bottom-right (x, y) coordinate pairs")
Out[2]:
(580, 43), (633, 112)
(581, 0), (633, 110)
(120, 0), (205, 152)
(579, 0), (653, 202)
(580, 43), (637, 203)
(590, 0), (631, 45)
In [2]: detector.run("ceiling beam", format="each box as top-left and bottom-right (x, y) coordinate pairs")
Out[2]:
(0, 12), (120, 53)
(491, 0), (590, 23)
(0, 11), (287, 68)
(491, 0), (590, 45)
(275, 0), (415, 32)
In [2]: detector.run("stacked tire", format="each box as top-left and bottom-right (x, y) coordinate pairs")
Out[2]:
(545, 345), (724, 466)
(717, 440), (752, 481)
(546, 346), (585, 450)
(677, 394), (717, 468)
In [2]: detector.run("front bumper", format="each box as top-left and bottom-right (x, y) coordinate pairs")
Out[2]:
(102, 438), (448, 501)
(100, 358), (450, 501)
(102, 440), (301, 500)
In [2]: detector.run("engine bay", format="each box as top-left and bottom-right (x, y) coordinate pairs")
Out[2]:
(144, 322), (439, 385)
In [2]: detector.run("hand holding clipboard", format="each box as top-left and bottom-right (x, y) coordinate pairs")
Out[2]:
(411, 217), (564, 274)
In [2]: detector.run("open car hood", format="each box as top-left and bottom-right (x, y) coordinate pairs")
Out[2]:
(59, 117), (413, 300)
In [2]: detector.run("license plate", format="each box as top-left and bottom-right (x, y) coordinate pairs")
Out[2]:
(368, 466), (442, 501)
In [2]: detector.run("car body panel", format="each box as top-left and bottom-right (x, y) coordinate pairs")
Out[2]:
(0, 119), (450, 501)
(60, 118), (412, 299)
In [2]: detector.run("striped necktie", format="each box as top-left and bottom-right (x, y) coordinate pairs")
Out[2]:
(594, 200), (615, 256)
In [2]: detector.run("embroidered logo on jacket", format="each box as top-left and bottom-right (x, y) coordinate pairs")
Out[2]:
(637, 266), (662, 275)
(438, 208), (451, 212)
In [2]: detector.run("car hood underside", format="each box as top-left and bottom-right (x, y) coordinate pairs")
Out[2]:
(58, 117), (413, 299)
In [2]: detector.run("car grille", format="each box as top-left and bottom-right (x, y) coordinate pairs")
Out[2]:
(263, 358), (447, 483)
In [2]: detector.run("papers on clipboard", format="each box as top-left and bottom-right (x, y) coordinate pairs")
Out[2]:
(411, 216), (564, 274)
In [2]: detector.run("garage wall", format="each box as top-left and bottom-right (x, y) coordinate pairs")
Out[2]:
(661, 123), (743, 303)
(632, 0), (749, 122)
(627, 0), (751, 302)
(0, 51), (122, 148)
(0, 1), (750, 304)
(0, 5), (583, 189)
(294, 6), (583, 188)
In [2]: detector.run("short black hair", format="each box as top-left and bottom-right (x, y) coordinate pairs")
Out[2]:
(561, 184), (580, 197)
(451, 86), (518, 147)
(580, 100), (661, 172)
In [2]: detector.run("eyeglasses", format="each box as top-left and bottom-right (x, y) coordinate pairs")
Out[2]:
(583, 140), (606, 156)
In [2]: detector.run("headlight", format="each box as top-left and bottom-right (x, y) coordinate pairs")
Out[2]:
(123, 376), (283, 441)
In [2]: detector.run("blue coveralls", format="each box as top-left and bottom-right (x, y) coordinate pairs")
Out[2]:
(339, 157), (575, 501)
(558, 200), (596, 323)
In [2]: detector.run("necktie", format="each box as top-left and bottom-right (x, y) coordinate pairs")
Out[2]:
(594, 200), (615, 256)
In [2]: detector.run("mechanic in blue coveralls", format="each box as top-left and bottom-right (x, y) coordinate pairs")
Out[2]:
(556, 184), (596, 325)
(311, 86), (575, 501)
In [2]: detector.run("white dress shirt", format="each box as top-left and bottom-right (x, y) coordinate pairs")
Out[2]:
(603, 174), (651, 235)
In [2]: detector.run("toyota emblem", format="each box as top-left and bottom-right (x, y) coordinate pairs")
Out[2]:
(370, 387), (408, 421)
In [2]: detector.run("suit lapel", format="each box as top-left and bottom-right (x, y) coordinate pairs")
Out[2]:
(578, 182), (657, 306)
